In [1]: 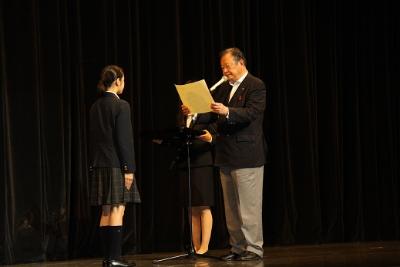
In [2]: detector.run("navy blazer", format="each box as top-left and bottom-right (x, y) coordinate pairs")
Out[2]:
(177, 114), (214, 168)
(89, 92), (136, 172)
(200, 73), (267, 168)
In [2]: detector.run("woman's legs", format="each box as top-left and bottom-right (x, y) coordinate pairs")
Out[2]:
(100, 205), (126, 261)
(100, 204), (125, 226)
(192, 206), (213, 254)
(191, 208), (201, 251)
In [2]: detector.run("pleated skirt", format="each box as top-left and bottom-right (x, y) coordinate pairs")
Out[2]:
(90, 167), (141, 206)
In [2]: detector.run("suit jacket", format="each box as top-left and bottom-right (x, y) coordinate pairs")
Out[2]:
(176, 113), (214, 168)
(89, 92), (136, 172)
(201, 73), (267, 168)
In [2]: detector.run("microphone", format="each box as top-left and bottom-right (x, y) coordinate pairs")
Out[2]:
(209, 76), (228, 91)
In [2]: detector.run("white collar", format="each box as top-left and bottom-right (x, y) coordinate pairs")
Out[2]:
(229, 71), (248, 86)
(105, 91), (120, 99)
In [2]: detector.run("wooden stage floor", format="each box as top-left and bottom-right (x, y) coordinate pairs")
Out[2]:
(5, 241), (400, 267)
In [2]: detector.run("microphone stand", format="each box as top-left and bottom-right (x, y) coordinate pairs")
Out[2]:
(152, 128), (196, 263)
(152, 127), (219, 263)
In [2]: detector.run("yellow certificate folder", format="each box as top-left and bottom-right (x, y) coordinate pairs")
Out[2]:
(175, 79), (214, 114)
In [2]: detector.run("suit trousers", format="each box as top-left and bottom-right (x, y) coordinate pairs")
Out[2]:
(220, 166), (264, 257)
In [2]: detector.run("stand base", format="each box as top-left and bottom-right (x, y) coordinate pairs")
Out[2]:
(152, 252), (196, 263)
(153, 251), (221, 263)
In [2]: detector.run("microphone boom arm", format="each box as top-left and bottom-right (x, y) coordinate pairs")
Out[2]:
(209, 76), (228, 91)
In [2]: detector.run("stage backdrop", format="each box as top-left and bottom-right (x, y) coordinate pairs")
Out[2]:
(1, 0), (399, 265)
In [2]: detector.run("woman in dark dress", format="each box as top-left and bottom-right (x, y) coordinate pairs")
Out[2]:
(178, 111), (215, 255)
(89, 65), (140, 267)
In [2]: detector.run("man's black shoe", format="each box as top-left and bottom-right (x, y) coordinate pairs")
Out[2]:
(220, 252), (241, 261)
(104, 259), (136, 267)
(237, 251), (262, 261)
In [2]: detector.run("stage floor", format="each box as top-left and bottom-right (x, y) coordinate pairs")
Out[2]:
(5, 241), (400, 267)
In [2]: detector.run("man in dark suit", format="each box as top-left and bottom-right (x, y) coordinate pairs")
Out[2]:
(190, 47), (266, 261)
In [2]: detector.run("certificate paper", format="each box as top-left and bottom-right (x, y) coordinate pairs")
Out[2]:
(175, 79), (214, 113)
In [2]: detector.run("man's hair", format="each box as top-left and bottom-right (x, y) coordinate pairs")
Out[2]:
(219, 47), (247, 66)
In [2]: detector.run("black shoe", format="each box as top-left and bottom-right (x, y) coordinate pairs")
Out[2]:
(104, 259), (136, 267)
(236, 251), (262, 261)
(220, 252), (241, 261)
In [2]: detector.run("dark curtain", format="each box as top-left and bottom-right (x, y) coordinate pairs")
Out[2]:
(1, 0), (399, 264)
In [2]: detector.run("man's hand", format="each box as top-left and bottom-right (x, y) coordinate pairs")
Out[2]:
(211, 102), (229, 116)
(197, 129), (212, 143)
(124, 173), (135, 190)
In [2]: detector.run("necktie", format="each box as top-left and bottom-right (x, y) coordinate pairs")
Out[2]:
(228, 84), (235, 102)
